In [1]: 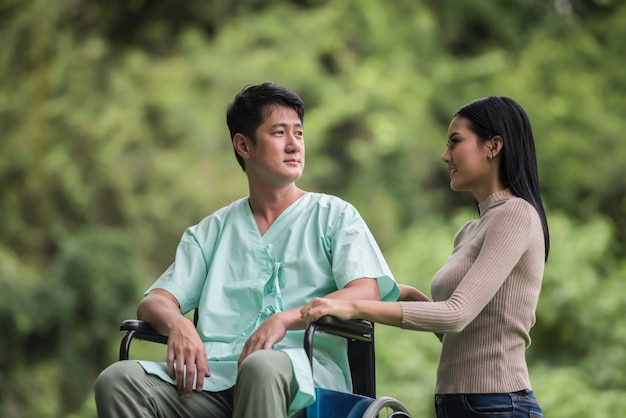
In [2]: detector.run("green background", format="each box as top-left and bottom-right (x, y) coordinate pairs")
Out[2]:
(1, 0), (625, 416)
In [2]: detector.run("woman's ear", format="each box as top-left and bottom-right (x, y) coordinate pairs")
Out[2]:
(489, 135), (503, 158)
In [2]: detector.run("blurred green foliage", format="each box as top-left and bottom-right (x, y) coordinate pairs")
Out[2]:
(1, 0), (624, 417)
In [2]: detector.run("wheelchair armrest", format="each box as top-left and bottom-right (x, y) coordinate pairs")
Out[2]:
(119, 319), (168, 360)
(119, 315), (374, 366)
(311, 316), (373, 341)
(303, 316), (373, 366)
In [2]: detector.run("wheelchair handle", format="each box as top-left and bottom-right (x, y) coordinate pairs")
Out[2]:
(303, 316), (374, 366)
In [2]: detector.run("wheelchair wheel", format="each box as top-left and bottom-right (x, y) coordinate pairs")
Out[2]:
(361, 396), (411, 418)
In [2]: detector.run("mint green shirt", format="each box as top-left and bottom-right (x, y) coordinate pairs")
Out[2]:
(138, 192), (398, 413)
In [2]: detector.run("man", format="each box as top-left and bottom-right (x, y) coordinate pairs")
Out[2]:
(94, 82), (399, 417)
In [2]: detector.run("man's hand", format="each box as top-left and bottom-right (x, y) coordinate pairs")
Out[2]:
(137, 289), (210, 398)
(238, 278), (379, 366)
(166, 316), (210, 398)
(238, 313), (289, 367)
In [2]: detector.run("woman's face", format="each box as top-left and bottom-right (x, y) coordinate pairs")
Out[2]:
(441, 115), (496, 200)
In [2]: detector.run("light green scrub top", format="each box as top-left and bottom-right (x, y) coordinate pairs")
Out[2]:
(138, 192), (398, 414)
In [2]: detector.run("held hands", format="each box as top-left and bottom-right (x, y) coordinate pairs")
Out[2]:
(166, 316), (210, 398)
(300, 297), (357, 323)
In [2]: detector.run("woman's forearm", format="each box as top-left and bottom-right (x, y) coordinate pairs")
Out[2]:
(353, 300), (404, 327)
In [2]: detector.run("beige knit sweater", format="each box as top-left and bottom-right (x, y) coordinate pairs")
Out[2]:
(400, 189), (545, 394)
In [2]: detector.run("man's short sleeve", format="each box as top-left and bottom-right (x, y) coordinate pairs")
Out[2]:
(328, 200), (399, 302)
(144, 229), (209, 314)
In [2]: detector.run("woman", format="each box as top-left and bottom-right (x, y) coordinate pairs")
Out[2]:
(301, 96), (549, 418)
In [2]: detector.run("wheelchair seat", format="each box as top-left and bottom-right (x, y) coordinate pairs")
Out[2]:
(119, 315), (410, 418)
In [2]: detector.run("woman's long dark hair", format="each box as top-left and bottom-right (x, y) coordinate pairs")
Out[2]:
(456, 96), (550, 261)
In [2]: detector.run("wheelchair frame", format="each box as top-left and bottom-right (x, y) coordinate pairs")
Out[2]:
(118, 315), (410, 417)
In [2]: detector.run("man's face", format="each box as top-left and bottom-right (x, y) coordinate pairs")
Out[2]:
(244, 105), (305, 187)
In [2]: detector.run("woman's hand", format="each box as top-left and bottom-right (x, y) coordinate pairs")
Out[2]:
(398, 284), (431, 302)
(300, 297), (357, 323)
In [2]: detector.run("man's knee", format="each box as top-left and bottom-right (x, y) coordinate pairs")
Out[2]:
(234, 351), (295, 418)
(238, 350), (291, 382)
(94, 361), (142, 398)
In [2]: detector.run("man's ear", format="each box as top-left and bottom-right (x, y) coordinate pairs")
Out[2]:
(488, 135), (503, 157)
(232, 133), (250, 158)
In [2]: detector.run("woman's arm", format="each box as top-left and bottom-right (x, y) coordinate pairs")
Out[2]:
(300, 283), (430, 326)
(300, 297), (403, 327)
(301, 283), (444, 342)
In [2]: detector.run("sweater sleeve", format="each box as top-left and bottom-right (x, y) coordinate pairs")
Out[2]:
(400, 199), (536, 332)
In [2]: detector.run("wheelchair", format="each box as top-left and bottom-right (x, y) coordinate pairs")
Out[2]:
(119, 315), (411, 418)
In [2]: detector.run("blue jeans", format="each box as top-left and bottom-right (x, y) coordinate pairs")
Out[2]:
(435, 390), (543, 417)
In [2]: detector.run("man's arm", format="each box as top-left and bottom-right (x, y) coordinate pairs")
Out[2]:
(238, 278), (379, 365)
(326, 277), (380, 301)
(137, 289), (210, 398)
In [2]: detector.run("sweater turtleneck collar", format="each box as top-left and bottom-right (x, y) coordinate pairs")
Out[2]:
(478, 189), (514, 217)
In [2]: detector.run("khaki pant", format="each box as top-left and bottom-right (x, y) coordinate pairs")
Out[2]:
(94, 350), (299, 418)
